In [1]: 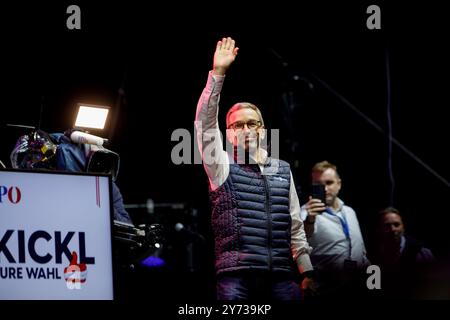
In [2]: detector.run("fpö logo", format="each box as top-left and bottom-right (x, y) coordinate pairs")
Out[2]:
(64, 251), (88, 290)
(0, 185), (22, 204)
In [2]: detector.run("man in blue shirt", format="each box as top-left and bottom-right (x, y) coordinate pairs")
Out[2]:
(301, 160), (370, 298)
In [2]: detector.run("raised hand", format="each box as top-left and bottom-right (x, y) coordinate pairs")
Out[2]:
(213, 37), (239, 76)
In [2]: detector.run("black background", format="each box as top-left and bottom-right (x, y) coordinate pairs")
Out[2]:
(1, 1), (449, 301)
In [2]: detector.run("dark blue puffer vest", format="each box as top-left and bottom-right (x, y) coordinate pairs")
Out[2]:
(209, 157), (293, 274)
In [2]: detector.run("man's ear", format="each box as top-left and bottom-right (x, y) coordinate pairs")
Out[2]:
(258, 126), (266, 140)
(336, 178), (342, 192)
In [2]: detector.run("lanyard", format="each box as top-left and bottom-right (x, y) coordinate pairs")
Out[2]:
(325, 207), (352, 258)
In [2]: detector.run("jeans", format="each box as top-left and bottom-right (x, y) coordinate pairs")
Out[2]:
(216, 270), (301, 300)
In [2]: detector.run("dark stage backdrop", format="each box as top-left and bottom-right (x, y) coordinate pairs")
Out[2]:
(1, 1), (449, 301)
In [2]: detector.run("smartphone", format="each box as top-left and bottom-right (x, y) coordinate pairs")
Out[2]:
(311, 183), (326, 204)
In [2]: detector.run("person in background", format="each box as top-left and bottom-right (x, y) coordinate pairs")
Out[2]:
(301, 160), (370, 298)
(371, 207), (435, 298)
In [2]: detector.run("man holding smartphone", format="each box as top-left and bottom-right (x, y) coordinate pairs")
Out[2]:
(300, 161), (370, 298)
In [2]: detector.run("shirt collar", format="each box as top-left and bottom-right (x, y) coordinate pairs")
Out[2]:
(228, 147), (269, 165)
(329, 198), (344, 213)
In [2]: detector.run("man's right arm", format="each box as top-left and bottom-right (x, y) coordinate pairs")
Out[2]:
(194, 72), (229, 191)
(194, 37), (239, 191)
(301, 206), (316, 237)
(301, 198), (325, 237)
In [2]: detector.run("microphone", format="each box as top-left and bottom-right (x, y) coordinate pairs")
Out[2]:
(70, 131), (107, 146)
(174, 223), (205, 242)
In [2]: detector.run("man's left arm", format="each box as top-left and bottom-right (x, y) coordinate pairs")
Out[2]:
(349, 207), (371, 267)
(289, 171), (313, 273)
(289, 171), (318, 291)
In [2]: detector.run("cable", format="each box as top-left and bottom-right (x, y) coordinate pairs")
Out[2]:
(385, 48), (395, 205)
(310, 73), (449, 188)
(268, 47), (448, 188)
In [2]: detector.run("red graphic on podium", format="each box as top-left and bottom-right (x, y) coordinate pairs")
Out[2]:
(63, 251), (88, 289)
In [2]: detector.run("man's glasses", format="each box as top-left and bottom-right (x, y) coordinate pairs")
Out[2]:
(228, 120), (262, 130)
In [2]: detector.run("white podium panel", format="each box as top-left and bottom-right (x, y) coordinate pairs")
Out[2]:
(0, 170), (114, 300)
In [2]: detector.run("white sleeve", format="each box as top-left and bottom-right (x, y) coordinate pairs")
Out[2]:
(194, 71), (229, 191)
(289, 170), (313, 273)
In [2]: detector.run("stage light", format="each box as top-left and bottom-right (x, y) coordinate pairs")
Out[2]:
(74, 103), (110, 130)
(140, 255), (165, 268)
(70, 103), (119, 180)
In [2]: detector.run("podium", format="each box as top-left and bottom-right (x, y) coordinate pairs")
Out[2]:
(0, 169), (114, 300)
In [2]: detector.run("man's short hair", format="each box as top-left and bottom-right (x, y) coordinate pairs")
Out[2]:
(312, 160), (340, 179)
(378, 207), (403, 222)
(226, 102), (265, 128)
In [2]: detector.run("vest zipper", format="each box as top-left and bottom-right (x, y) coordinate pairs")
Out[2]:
(262, 174), (272, 271)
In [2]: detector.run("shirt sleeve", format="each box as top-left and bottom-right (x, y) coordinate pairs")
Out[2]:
(289, 170), (313, 273)
(348, 207), (371, 268)
(194, 71), (229, 191)
(112, 182), (133, 225)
